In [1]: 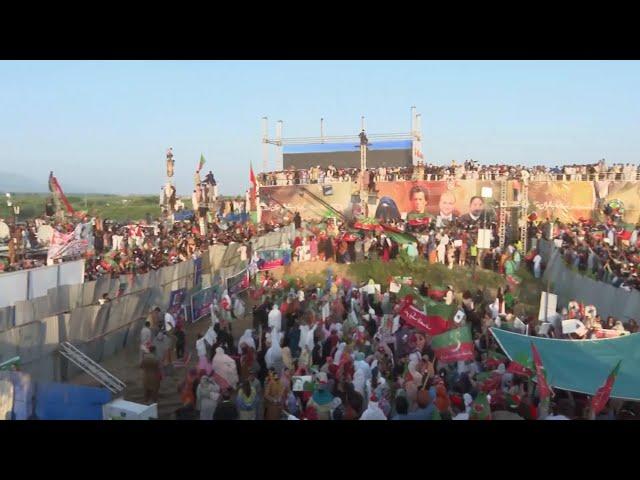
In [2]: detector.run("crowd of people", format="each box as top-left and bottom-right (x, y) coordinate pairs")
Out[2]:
(258, 159), (640, 186)
(141, 268), (638, 421)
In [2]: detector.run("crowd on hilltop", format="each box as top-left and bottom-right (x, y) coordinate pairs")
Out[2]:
(258, 159), (640, 186)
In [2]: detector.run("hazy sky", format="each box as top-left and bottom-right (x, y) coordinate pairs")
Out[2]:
(1, 60), (639, 195)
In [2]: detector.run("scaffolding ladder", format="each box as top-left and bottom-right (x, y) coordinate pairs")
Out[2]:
(520, 179), (529, 253)
(498, 179), (508, 249)
(59, 342), (126, 394)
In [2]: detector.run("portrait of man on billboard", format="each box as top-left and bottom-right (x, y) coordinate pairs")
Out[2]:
(406, 185), (432, 221)
(435, 190), (457, 228)
(460, 195), (493, 227)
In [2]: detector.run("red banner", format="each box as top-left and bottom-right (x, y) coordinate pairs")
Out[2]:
(398, 296), (449, 336)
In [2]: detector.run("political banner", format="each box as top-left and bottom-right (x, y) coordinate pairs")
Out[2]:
(169, 288), (187, 328)
(256, 249), (291, 270)
(193, 257), (203, 287)
(227, 269), (250, 296)
(398, 296), (451, 336)
(190, 286), (218, 323)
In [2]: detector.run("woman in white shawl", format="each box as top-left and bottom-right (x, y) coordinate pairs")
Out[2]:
(268, 304), (282, 333)
(237, 329), (256, 355)
(265, 331), (284, 374)
(196, 376), (220, 420)
(333, 342), (347, 365)
(211, 347), (239, 389)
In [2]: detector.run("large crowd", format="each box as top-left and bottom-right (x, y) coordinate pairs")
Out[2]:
(258, 159), (640, 186)
(138, 264), (638, 421)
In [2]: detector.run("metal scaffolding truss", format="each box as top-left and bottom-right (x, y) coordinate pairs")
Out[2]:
(260, 107), (423, 172)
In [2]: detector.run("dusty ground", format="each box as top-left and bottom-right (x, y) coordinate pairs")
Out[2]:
(72, 306), (254, 419)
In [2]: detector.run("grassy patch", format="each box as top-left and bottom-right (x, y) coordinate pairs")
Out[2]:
(0, 193), (177, 222)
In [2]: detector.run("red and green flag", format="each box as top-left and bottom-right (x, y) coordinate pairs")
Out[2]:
(398, 296), (452, 336)
(428, 285), (448, 302)
(591, 360), (622, 416)
(486, 350), (508, 369)
(197, 154), (206, 172)
(531, 342), (552, 400)
(507, 351), (534, 378)
(470, 392), (491, 420)
(431, 326), (474, 363)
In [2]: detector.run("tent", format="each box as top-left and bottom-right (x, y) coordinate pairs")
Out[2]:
(491, 328), (640, 401)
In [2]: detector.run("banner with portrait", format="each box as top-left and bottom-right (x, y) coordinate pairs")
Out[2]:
(227, 269), (250, 296)
(190, 285), (220, 323)
(168, 288), (187, 327)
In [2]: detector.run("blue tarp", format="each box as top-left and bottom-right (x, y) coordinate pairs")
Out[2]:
(174, 210), (194, 222)
(491, 328), (640, 401)
(35, 382), (112, 420)
(0, 371), (34, 420)
(224, 213), (249, 223)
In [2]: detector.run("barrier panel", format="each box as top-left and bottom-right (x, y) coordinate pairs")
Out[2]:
(0, 306), (13, 331)
(0, 270), (28, 309)
(542, 243), (640, 321)
(0, 237), (256, 386)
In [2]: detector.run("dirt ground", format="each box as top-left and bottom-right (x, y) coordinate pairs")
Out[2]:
(72, 304), (254, 419)
(70, 261), (343, 419)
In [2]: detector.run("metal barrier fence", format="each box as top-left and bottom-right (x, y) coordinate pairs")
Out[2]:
(0, 226), (294, 384)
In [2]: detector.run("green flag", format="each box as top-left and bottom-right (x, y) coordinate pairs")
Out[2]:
(198, 154), (206, 172)
(470, 392), (491, 420)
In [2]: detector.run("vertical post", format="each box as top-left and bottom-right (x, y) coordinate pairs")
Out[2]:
(262, 117), (269, 173)
(320, 118), (324, 143)
(276, 120), (283, 171)
(411, 106), (416, 135)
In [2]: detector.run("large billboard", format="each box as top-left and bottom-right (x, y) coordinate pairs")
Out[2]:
(283, 140), (413, 170)
(258, 179), (636, 225)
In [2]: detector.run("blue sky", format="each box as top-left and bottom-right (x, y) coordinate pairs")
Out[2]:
(0, 60), (638, 195)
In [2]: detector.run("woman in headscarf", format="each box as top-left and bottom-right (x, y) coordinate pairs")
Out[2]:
(239, 341), (256, 383)
(307, 373), (334, 420)
(211, 347), (239, 389)
(268, 304), (282, 333)
(265, 331), (284, 374)
(196, 333), (212, 375)
(236, 379), (259, 420)
(237, 329), (256, 355)
(196, 375), (220, 420)
(264, 369), (285, 420)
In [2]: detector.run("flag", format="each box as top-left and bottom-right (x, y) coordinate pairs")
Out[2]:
(531, 342), (552, 400)
(485, 350), (508, 369)
(591, 361), (622, 416)
(507, 351), (534, 378)
(249, 162), (257, 208)
(398, 296), (450, 336)
(470, 392), (491, 420)
(431, 326), (474, 363)
(428, 285), (448, 302)
(197, 154), (206, 172)
(249, 162), (257, 190)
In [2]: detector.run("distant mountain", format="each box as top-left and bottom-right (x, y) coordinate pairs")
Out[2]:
(0, 172), (94, 194)
(0, 172), (47, 193)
